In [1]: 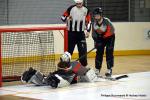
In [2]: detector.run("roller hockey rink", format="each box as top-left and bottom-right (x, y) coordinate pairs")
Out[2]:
(0, 71), (150, 100)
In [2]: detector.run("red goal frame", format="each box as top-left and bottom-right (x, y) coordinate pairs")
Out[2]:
(0, 25), (68, 87)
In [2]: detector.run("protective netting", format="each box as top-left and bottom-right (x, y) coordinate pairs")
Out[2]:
(0, 0), (74, 25)
(2, 31), (56, 80)
(87, 0), (129, 22)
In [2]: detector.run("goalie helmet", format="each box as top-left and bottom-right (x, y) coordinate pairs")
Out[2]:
(60, 52), (71, 63)
(74, 0), (83, 3)
(93, 7), (103, 16)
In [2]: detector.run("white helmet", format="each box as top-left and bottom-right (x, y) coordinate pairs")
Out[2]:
(74, 0), (83, 3)
(60, 52), (71, 62)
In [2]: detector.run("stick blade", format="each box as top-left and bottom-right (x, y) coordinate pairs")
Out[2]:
(115, 75), (128, 80)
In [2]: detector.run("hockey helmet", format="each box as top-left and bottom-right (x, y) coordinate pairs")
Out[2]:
(60, 52), (71, 62)
(74, 0), (83, 3)
(93, 7), (103, 16)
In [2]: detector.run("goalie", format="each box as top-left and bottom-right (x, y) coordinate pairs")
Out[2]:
(21, 52), (101, 88)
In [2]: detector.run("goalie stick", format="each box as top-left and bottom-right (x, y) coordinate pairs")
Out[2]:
(98, 75), (128, 81)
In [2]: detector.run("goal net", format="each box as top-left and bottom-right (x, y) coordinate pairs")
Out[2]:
(0, 25), (68, 86)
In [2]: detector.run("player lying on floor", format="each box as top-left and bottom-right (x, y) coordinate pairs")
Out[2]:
(21, 52), (102, 88)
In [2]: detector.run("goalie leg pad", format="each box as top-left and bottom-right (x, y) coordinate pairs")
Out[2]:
(55, 74), (70, 88)
(83, 68), (98, 82)
(28, 71), (45, 86)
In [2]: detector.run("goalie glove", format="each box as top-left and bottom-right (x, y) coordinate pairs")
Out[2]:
(44, 73), (60, 88)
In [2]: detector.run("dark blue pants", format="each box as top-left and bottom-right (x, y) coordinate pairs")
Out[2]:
(68, 31), (87, 66)
(95, 35), (115, 70)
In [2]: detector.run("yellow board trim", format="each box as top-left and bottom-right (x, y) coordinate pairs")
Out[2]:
(2, 50), (150, 64)
(2, 55), (55, 64)
(114, 50), (150, 56)
(55, 50), (150, 59)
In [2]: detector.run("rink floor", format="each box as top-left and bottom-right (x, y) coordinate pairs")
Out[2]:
(0, 71), (150, 100)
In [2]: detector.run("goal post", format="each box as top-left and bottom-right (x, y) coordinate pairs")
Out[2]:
(0, 25), (68, 87)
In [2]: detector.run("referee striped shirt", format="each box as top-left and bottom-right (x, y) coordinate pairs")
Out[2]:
(61, 5), (91, 32)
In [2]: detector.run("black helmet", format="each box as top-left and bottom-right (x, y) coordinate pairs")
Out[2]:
(93, 7), (103, 16)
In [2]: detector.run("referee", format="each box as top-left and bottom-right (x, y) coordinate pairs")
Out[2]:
(61, 0), (92, 67)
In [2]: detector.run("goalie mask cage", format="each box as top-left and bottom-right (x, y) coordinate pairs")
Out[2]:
(0, 25), (68, 86)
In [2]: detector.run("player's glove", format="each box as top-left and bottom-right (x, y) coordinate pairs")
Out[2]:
(45, 73), (60, 88)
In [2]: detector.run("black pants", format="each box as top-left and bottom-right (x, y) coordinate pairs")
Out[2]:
(95, 35), (115, 70)
(68, 31), (87, 66)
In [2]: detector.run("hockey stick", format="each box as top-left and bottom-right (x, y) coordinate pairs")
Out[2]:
(75, 47), (96, 61)
(74, 47), (129, 81)
(98, 75), (128, 81)
(68, 43), (128, 81)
